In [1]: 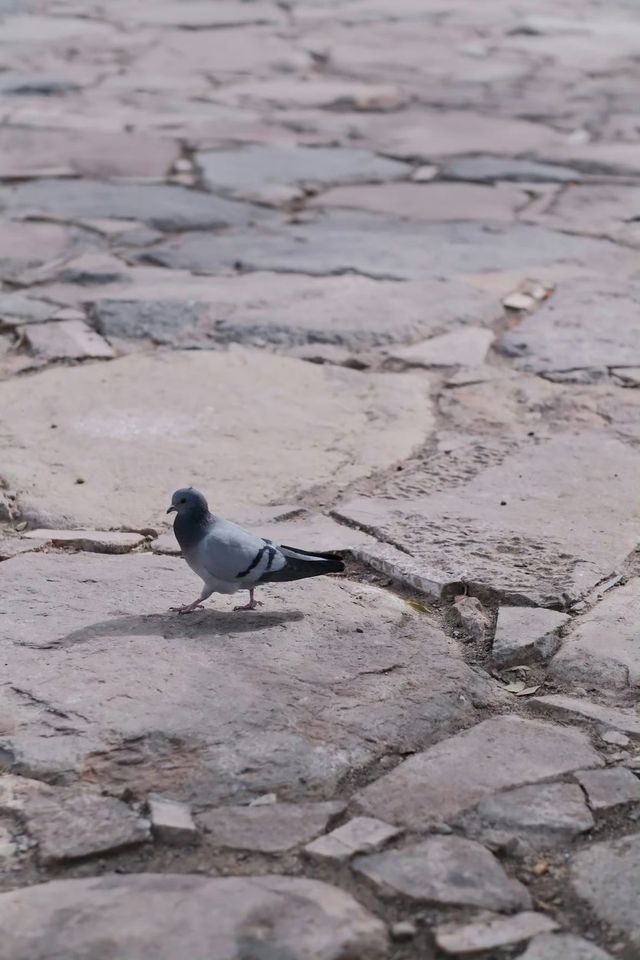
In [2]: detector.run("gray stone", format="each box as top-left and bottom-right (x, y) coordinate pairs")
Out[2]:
(500, 279), (640, 378)
(529, 695), (640, 739)
(0, 537), (45, 561)
(148, 796), (198, 845)
(388, 328), (494, 368)
(0, 180), (267, 232)
(601, 730), (631, 748)
(199, 801), (344, 853)
(435, 912), (559, 955)
(529, 184), (640, 246)
(196, 146), (408, 193)
(474, 782), (594, 837)
(0, 554), (502, 803)
(441, 155), (583, 183)
(451, 595), (491, 642)
(213, 76), (405, 110)
(492, 606), (569, 666)
(519, 933), (615, 960)
(354, 835), (531, 911)
(571, 834), (640, 947)
(0, 873), (388, 960)
(339, 434), (640, 607)
(0, 294), (57, 326)
(576, 768), (640, 811)
(549, 580), (640, 691)
(24, 790), (150, 863)
(20, 321), (115, 361)
(389, 921), (416, 942)
(23, 529), (145, 553)
(0, 220), (96, 281)
(304, 816), (401, 862)
(0, 773), (52, 814)
(355, 716), (603, 830)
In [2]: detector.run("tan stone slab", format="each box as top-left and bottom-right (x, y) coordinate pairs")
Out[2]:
(199, 801), (344, 853)
(20, 321), (115, 361)
(435, 912), (559, 955)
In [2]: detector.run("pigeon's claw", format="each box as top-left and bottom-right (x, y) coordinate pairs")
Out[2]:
(170, 600), (205, 614)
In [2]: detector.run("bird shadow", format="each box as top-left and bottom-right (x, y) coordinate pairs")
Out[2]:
(53, 609), (305, 649)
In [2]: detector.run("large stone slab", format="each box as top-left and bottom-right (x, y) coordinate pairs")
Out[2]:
(572, 835), (640, 948)
(0, 874), (388, 960)
(519, 933), (615, 960)
(549, 580), (640, 691)
(354, 716), (603, 829)
(199, 801), (344, 852)
(529, 695), (640, 739)
(0, 554), (503, 802)
(0, 220), (97, 280)
(492, 606), (569, 666)
(529, 184), (640, 247)
(500, 280), (640, 378)
(338, 434), (640, 606)
(435, 913), (560, 955)
(0, 348), (432, 528)
(471, 782), (594, 840)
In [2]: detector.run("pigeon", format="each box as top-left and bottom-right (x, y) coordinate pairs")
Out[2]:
(166, 487), (345, 613)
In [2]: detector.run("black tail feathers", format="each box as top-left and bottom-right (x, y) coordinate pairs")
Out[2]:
(259, 544), (344, 583)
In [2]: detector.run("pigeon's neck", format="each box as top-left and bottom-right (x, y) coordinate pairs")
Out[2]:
(174, 510), (214, 552)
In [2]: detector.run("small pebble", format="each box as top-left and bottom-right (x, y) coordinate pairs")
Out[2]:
(390, 921), (417, 942)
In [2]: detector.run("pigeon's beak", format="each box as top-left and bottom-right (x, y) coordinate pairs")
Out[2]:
(166, 505), (176, 514)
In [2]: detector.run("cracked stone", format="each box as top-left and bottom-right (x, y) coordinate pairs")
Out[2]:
(0, 773), (52, 814)
(0, 538), (45, 561)
(20, 320), (115, 361)
(451, 595), (491, 643)
(354, 835), (531, 911)
(575, 768), (640, 811)
(0, 293), (57, 327)
(0, 554), (502, 802)
(571, 834), (640, 948)
(196, 146), (408, 193)
(472, 782), (594, 839)
(388, 328), (494, 368)
(530, 184), (640, 246)
(0, 348), (431, 528)
(148, 796), (198, 845)
(22, 529), (145, 553)
(434, 912), (559, 955)
(199, 801), (344, 853)
(338, 433), (640, 606)
(23, 789), (150, 864)
(354, 716), (603, 830)
(519, 933), (616, 960)
(529, 695), (640, 739)
(0, 220), (95, 281)
(213, 77), (406, 110)
(0, 873), (388, 960)
(500, 279), (640, 378)
(304, 816), (401, 862)
(441, 155), (583, 183)
(548, 579), (640, 691)
(492, 606), (569, 666)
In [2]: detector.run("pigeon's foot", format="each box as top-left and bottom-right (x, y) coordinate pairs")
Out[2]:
(233, 599), (263, 612)
(170, 601), (205, 614)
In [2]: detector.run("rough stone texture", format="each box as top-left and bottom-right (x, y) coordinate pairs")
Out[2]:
(519, 934), (616, 960)
(388, 328), (494, 368)
(23, 529), (145, 553)
(441, 155), (583, 183)
(575, 768), (640, 811)
(148, 796), (198, 845)
(473, 783), (594, 837)
(0, 293), (56, 326)
(434, 912), (559, 955)
(529, 695), (640, 739)
(355, 716), (603, 829)
(0, 349), (432, 528)
(20, 320), (115, 361)
(492, 606), (569, 666)
(338, 434), (640, 606)
(451, 595), (491, 643)
(199, 801), (344, 853)
(571, 835), (640, 948)
(0, 537), (45, 561)
(23, 790), (150, 863)
(304, 816), (401, 862)
(549, 580), (640, 691)
(0, 554), (502, 801)
(354, 835), (531, 911)
(0, 874), (388, 960)
(500, 280), (640, 379)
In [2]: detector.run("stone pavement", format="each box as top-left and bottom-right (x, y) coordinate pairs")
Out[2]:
(0, 0), (639, 957)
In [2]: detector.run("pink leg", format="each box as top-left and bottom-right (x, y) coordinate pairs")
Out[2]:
(234, 588), (263, 612)
(170, 598), (206, 614)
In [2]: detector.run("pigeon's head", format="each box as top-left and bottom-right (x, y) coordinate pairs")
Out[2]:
(167, 487), (209, 518)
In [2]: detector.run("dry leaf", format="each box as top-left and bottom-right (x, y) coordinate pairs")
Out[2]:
(503, 680), (526, 694)
(406, 600), (429, 614)
(515, 684), (541, 697)
(532, 861), (550, 877)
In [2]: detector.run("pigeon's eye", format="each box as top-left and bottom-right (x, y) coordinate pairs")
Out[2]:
(180, 498), (187, 504)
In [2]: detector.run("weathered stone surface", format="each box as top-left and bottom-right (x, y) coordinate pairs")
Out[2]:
(0, 773), (52, 813)
(197, 146), (408, 193)
(355, 716), (603, 829)
(451, 595), (491, 642)
(435, 912), (559, 955)
(199, 801), (344, 852)
(441, 155), (582, 183)
(0, 220), (95, 280)
(0, 180), (266, 232)
(519, 933), (615, 960)
(338, 434), (640, 606)
(530, 184), (640, 246)
(125, 0), (285, 28)
(0, 874), (388, 960)
(20, 320), (115, 361)
(0, 349), (432, 528)
(0, 555), (502, 802)
(304, 816), (401, 862)
(529, 695), (640, 739)
(492, 606), (569, 666)
(0, 293), (56, 326)
(24, 790), (150, 863)
(473, 783), (594, 837)
(388, 328), (494, 368)
(90, 273), (500, 348)
(572, 835), (640, 947)
(23, 529), (145, 553)
(148, 796), (198, 845)
(500, 279), (640, 378)
(213, 77), (405, 110)
(0, 537), (45, 561)
(549, 580), (640, 691)
(354, 836), (531, 911)
(576, 768), (640, 811)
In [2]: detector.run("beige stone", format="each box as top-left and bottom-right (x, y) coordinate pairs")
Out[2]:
(200, 801), (344, 853)
(310, 183), (527, 222)
(435, 912), (559, 955)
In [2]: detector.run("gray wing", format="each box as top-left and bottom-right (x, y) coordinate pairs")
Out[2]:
(191, 518), (287, 585)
